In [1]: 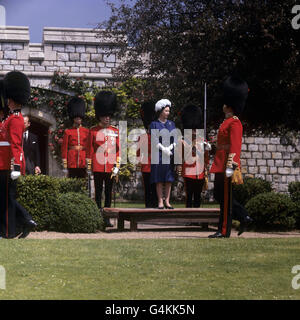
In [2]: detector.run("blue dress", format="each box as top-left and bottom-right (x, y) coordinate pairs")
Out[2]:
(150, 119), (176, 183)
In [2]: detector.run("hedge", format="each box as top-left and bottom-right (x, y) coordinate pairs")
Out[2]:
(233, 177), (273, 206)
(16, 175), (92, 232)
(288, 182), (300, 228)
(245, 192), (297, 230)
(50, 192), (103, 233)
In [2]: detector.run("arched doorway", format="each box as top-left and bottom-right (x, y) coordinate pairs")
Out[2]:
(22, 106), (61, 176)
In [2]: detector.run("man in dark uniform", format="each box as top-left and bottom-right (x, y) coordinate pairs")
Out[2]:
(87, 91), (120, 227)
(61, 97), (89, 178)
(0, 71), (37, 239)
(23, 115), (41, 175)
(137, 101), (158, 208)
(209, 75), (253, 238)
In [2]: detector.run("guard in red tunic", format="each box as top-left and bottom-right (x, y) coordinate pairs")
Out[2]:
(0, 71), (37, 239)
(86, 91), (120, 227)
(209, 76), (253, 238)
(178, 104), (210, 208)
(137, 101), (158, 208)
(61, 97), (89, 178)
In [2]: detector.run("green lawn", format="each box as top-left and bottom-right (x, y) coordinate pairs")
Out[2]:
(0, 238), (300, 300)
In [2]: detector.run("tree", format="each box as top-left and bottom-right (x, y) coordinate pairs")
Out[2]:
(99, 0), (300, 134)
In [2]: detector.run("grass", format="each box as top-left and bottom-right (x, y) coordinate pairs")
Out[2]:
(0, 238), (300, 300)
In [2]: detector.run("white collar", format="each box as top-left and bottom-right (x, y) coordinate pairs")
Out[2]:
(158, 119), (167, 124)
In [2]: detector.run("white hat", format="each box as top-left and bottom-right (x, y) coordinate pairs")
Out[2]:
(155, 99), (171, 112)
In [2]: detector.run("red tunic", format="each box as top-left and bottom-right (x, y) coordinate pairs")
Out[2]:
(183, 150), (209, 179)
(0, 120), (10, 170)
(2, 112), (25, 174)
(210, 116), (243, 173)
(61, 126), (89, 169)
(137, 132), (151, 173)
(87, 125), (119, 173)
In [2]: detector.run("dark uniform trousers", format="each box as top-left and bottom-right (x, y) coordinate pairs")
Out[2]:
(94, 172), (114, 208)
(0, 171), (15, 238)
(184, 178), (205, 208)
(214, 173), (248, 237)
(142, 172), (158, 208)
(68, 168), (86, 179)
(0, 171), (32, 238)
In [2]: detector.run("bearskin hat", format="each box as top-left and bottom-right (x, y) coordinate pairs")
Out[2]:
(140, 100), (156, 129)
(94, 90), (117, 119)
(223, 76), (248, 115)
(67, 97), (86, 119)
(181, 104), (203, 130)
(3, 71), (31, 105)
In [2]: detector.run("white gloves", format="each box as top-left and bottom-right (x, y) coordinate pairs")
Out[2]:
(204, 141), (212, 151)
(157, 143), (175, 156)
(225, 167), (234, 178)
(111, 167), (119, 177)
(168, 143), (176, 151)
(11, 171), (21, 180)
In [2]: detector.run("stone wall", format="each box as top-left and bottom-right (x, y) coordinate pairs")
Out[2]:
(0, 26), (119, 87)
(239, 135), (300, 192)
(200, 133), (300, 199)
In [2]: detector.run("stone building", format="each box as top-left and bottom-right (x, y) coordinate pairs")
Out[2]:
(0, 26), (299, 196)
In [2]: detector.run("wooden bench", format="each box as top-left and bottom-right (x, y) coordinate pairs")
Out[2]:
(102, 207), (220, 231)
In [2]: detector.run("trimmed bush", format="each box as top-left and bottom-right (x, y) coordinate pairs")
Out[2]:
(245, 192), (297, 230)
(58, 177), (88, 195)
(17, 175), (59, 230)
(288, 182), (300, 203)
(51, 192), (103, 233)
(288, 182), (300, 228)
(16, 175), (89, 231)
(233, 177), (273, 206)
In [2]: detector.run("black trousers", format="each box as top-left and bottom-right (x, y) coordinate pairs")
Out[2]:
(68, 168), (86, 179)
(0, 170), (32, 238)
(213, 173), (248, 237)
(184, 177), (205, 208)
(142, 172), (158, 208)
(94, 172), (114, 208)
(0, 170), (14, 238)
(15, 200), (32, 227)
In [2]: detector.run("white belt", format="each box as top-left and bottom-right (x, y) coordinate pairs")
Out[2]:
(0, 141), (10, 146)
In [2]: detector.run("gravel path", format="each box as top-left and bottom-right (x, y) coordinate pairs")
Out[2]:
(27, 221), (300, 239)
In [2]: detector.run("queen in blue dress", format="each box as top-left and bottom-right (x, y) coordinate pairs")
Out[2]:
(150, 99), (177, 209)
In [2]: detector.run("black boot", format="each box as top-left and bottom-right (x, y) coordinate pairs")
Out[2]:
(18, 220), (37, 239)
(104, 218), (113, 228)
(208, 232), (225, 238)
(238, 216), (253, 236)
